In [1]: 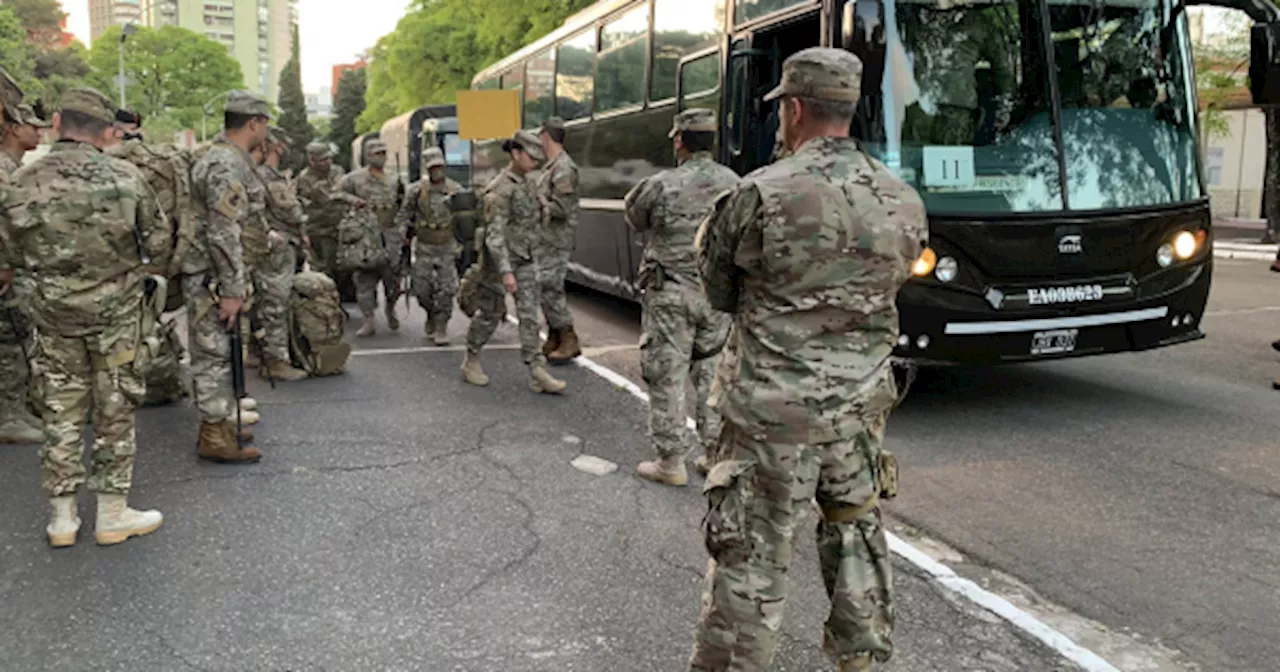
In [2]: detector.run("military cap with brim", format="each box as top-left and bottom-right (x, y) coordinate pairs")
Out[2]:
(423, 147), (446, 169)
(225, 90), (271, 118)
(61, 87), (120, 123)
(669, 108), (717, 138)
(267, 126), (291, 146)
(364, 139), (387, 156)
(762, 47), (863, 104)
(0, 67), (22, 112)
(306, 141), (331, 157)
(540, 117), (566, 133)
(502, 129), (545, 163)
(17, 104), (50, 128)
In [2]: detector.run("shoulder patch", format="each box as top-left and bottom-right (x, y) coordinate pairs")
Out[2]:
(214, 181), (246, 219)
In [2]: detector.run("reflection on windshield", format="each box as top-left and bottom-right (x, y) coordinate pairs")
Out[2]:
(853, 0), (1200, 214)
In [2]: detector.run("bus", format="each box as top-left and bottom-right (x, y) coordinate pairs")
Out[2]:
(350, 131), (380, 172)
(470, 0), (1280, 365)
(379, 104), (459, 184)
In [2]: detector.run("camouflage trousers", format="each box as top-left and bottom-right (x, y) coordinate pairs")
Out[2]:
(250, 244), (297, 363)
(33, 322), (145, 497)
(410, 244), (458, 331)
(308, 233), (339, 276)
(690, 418), (894, 671)
(641, 285), (729, 460)
(539, 246), (574, 330)
(354, 263), (401, 320)
(183, 275), (236, 425)
(466, 261), (541, 364)
(0, 302), (35, 424)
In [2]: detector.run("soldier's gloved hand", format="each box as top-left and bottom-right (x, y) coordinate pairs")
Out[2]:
(502, 273), (517, 295)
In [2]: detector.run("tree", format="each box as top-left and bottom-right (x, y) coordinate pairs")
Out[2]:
(330, 68), (366, 170)
(0, 1), (88, 110)
(84, 25), (243, 134)
(276, 25), (314, 173)
(0, 0), (64, 44)
(0, 5), (38, 96)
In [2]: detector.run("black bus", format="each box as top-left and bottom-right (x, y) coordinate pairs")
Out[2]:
(379, 104), (460, 184)
(470, 0), (1280, 365)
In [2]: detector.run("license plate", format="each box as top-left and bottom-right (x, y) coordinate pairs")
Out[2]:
(1030, 329), (1078, 355)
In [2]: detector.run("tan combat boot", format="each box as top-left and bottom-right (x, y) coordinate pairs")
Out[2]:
(244, 344), (260, 370)
(385, 303), (400, 331)
(0, 417), (44, 444)
(837, 654), (874, 672)
(94, 493), (163, 546)
(356, 318), (376, 337)
(693, 454), (712, 476)
(637, 457), (689, 487)
(264, 357), (309, 382)
(529, 361), (567, 394)
(197, 421), (263, 464)
(239, 396), (258, 412)
(46, 495), (81, 548)
(461, 351), (490, 387)
(548, 327), (581, 364)
(541, 328), (561, 357)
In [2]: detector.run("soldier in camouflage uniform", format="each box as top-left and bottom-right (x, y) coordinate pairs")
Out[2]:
(252, 127), (310, 381)
(688, 49), (927, 672)
(462, 130), (567, 394)
(535, 118), (582, 363)
(395, 147), (461, 346)
(185, 91), (271, 464)
(624, 109), (740, 487)
(297, 142), (346, 279)
(2, 88), (166, 547)
(0, 72), (45, 445)
(333, 139), (403, 336)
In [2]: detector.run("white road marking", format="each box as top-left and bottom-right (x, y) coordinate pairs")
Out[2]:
(508, 314), (1123, 672)
(351, 344), (521, 356)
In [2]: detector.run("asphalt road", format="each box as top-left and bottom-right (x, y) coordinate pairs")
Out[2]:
(566, 258), (1280, 671)
(0, 303), (1072, 670)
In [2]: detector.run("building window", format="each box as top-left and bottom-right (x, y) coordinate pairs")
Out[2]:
(556, 29), (596, 121)
(651, 0), (723, 101)
(596, 4), (649, 113)
(1206, 146), (1224, 186)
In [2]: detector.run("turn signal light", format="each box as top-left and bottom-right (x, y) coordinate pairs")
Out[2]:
(912, 248), (937, 277)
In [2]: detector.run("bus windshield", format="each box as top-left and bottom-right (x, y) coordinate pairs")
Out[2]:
(853, 0), (1200, 214)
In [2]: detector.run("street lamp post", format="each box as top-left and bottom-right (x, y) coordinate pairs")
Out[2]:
(117, 23), (138, 108)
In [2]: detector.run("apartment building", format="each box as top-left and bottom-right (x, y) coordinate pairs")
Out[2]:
(88, 0), (145, 41)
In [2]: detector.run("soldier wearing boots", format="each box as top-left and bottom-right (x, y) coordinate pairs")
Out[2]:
(462, 130), (567, 394)
(624, 109), (740, 487)
(2, 88), (165, 547)
(186, 90), (271, 464)
(333, 139), (402, 336)
(252, 127), (309, 381)
(297, 142), (347, 288)
(688, 49), (927, 672)
(395, 147), (461, 346)
(0, 71), (45, 445)
(535, 117), (582, 363)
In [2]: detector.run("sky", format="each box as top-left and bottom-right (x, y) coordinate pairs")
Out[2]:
(60, 0), (410, 92)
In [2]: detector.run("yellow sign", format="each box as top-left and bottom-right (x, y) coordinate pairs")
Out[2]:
(456, 90), (520, 141)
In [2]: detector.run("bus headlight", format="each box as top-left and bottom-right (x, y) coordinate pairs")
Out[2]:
(912, 248), (937, 277)
(1173, 230), (1201, 260)
(1156, 243), (1175, 268)
(935, 256), (958, 283)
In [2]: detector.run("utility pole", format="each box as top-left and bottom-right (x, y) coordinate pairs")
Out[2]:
(118, 23), (138, 108)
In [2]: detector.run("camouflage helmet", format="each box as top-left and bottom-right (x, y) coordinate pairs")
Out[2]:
(364, 138), (387, 158)
(762, 47), (863, 104)
(669, 108), (716, 138)
(423, 146), (446, 169)
(225, 90), (271, 118)
(16, 103), (50, 129)
(267, 125), (291, 146)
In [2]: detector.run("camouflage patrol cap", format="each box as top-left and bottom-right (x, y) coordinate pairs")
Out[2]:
(504, 129), (545, 163)
(225, 90), (271, 118)
(16, 104), (50, 128)
(669, 108), (716, 138)
(762, 47), (863, 104)
(423, 146), (446, 169)
(0, 67), (22, 114)
(306, 141), (331, 157)
(364, 139), (386, 156)
(61, 87), (120, 123)
(540, 117), (566, 133)
(267, 125), (291, 146)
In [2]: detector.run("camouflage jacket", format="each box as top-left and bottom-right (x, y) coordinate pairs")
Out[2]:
(257, 164), (307, 245)
(698, 136), (927, 444)
(624, 151), (740, 290)
(536, 151), (580, 252)
(2, 141), (156, 335)
(481, 167), (540, 276)
(0, 151), (19, 176)
(296, 164), (346, 236)
(395, 177), (462, 250)
(187, 133), (256, 299)
(334, 167), (400, 232)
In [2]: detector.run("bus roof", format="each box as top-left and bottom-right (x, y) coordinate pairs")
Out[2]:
(472, 0), (636, 86)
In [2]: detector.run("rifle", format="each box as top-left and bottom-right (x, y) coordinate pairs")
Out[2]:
(228, 313), (247, 448)
(393, 154), (412, 315)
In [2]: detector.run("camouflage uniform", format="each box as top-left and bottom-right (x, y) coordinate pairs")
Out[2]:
(254, 144), (307, 366)
(297, 144), (346, 278)
(689, 49), (928, 671)
(535, 118), (580, 336)
(625, 109), (739, 463)
(333, 146), (403, 324)
(396, 148), (461, 338)
(467, 136), (545, 365)
(2, 90), (157, 496)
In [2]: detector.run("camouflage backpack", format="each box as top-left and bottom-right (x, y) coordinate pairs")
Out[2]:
(336, 207), (386, 272)
(142, 317), (189, 406)
(289, 270), (352, 376)
(109, 141), (201, 311)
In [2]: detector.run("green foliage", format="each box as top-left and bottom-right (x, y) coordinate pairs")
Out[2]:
(357, 0), (595, 133)
(0, 2), (89, 110)
(0, 6), (36, 95)
(330, 68), (366, 170)
(0, 0), (64, 38)
(277, 25), (314, 173)
(84, 25), (244, 134)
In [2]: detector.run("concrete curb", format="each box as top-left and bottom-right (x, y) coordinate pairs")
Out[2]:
(1213, 242), (1276, 262)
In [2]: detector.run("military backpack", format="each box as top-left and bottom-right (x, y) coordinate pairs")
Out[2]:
(288, 270), (352, 376)
(141, 317), (189, 406)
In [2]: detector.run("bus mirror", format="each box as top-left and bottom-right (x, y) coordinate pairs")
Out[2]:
(1250, 23), (1280, 105)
